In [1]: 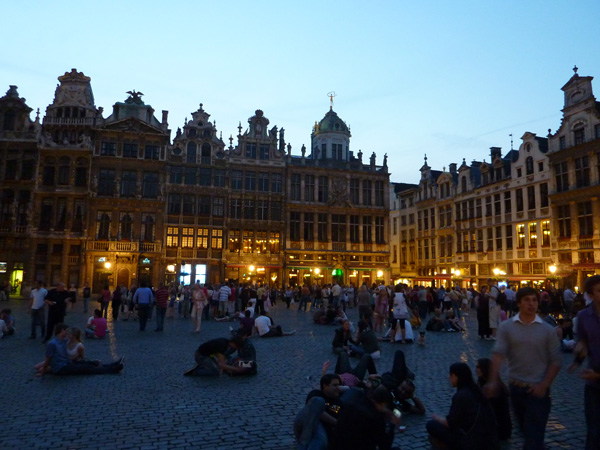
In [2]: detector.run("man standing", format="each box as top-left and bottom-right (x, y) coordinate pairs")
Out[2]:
(570, 275), (600, 450)
(218, 282), (231, 318)
(133, 281), (154, 331)
(562, 285), (576, 316)
(28, 280), (47, 340)
(487, 287), (562, 450)
(42, 282), (70, 343)
(503, 284), (516, 317)
(82, 282), (91, 314)
(331, 281), (341, 309)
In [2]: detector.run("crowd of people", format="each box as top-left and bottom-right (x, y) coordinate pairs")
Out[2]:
(1, 272), (597, 449)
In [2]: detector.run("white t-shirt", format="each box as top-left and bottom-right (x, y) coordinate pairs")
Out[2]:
(393, 293), (409, 319)
(30, 288), (48, 309)
(0, 319), (7, 338)
(254, 315), (272, 336)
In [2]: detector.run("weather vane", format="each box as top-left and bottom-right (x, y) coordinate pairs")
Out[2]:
(328, 91), (336, 110)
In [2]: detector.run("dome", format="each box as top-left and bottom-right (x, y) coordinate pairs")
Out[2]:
(313, 109), (350, 136)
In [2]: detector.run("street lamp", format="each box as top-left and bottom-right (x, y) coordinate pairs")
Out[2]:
(314, 268), (320, 275)
(104, 262), (112, 270)
(377, 270), (384, 278)
(493, 268), (500, 276)
(454, 269), (461, 277)
(249, 265), (255, 272)
(549, 265), (557, 274)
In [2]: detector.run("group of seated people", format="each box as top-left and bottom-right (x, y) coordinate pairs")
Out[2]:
(85, 309), (108, 339)
(313, 305), (348, 326)
(426, 359), (511, 450)
(35, 323), (124, 376)
(425, 309), (465, 332)
(184, 332), (258, 377)
(294, 349), (425, 450)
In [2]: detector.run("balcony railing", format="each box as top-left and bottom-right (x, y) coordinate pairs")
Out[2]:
(333, 242), (346, 251)
(579, 239), (594, 250)
(304, 241), (314, 250)
(43, 117), (96, 126)
(87, 241), (139, 252)
(140, 242), (161, 253)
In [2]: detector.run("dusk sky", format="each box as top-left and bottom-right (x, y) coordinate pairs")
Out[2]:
(2, 0), (600, 183)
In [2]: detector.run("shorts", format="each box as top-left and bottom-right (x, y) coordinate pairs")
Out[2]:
(391, 318), (406, 329)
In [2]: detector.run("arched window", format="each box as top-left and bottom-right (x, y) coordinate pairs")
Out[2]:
(75, 158), (88, 187)
(42, 157), (56, 186)
(186, 141), (197, 164)
(461, 176), (467, 192)
(2, 110), (16, 131)
(142, 214), (155, 242)
(201, 143), (211, 164)
(526, 156), (534, 175)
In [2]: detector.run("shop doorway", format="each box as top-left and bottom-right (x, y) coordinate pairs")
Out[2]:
(10, 262), (23, 294)
(117, 268), (130, 289)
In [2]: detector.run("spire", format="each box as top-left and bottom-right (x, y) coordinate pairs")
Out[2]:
(328, 91), (336, 110)
(573, 65), (578, 75)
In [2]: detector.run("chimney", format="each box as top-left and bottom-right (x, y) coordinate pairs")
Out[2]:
(449, 163), (457, 174)
(490, 146), (502, 162)
(162, 110), (169, 126)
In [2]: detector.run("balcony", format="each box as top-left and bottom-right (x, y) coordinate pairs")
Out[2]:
(579, 239), (594, 250)
(68, 256), (79, 264)
(304, 241), (314, 250)
(364, 244), (373, 252)
(86, 241), (140, 252)
(140, 242), (161, 253)
(333, 242), (346, 251)
(43, 117), (96, 126)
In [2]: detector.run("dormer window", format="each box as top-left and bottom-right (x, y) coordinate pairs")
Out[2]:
(574, 127), (585, 145)
(461, 176), (467, 192)
(526, 157), (534, 175)
(559, 136), (566, 150)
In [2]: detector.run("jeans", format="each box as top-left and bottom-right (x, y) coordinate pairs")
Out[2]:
(335, 352), (377, 379)
(155, 306), (166, 330)
(30, 308), (45, 338)
(584, 384), (600, 450)
(56, 360), (121, 375)
(294, 396), (328, 450)
(509, 384), (551, 450)
(100, 302), (109, 319)
(112, 301), (121, 320)
(83, 297), (90, 314)
(137, 304), (150, 331)
(298, 295), (310, 312)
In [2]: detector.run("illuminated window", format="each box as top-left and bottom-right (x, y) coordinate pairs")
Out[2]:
(229, 230), (240, 253)
(517, 224), (525, 249)
(541, 221), (550, 246)
(529, 222), (537, 247)
(243, 230), (254, 253)
(269, 232), (280, 253)
(166, 227), (178, 248)
(181, 227), (194, 248)
(196, 228), (209, 249)
(211, 229), (223, 249)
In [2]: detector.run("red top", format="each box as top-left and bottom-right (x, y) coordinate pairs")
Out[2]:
(154, 287), (169, 308)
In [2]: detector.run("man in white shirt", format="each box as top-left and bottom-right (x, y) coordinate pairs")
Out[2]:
(503, 285), (516, 317)
(218, 283), (231, 318)
(562, 286), (575, 315)
(29, 280), (48, 340)
(254, 313), (296, 338)
(331, 281), (342, 309)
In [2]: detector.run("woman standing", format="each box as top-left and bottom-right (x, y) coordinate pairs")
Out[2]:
(373, 287), (389, 334)
(427, 362), (498, 450)
(191, 284), (207, 333)
(100, 285), (111, 319)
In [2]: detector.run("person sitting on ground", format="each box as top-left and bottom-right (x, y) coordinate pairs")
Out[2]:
(426, 309), (454, 332)
(372, 349), (425, 415)
(349, 320), (381, 359)
(476, 358), (512, 441)
(313, 305), (327, 324)
(0, 309), (15, 336)
(445, 309), (465, 332)
(321, 351), (378, 388)
(232, 309), (255, 338)
(293, 373), (344, 449)
(220, 332), (257, 376)
(332, 319), (356, 355)
(556, 318), (576, 352)
(427, 362), (498, 450)
(0, 314), (7, 339)
(85, 309), (107, 339)
(184, 335), (243, 376)
(254, 312), (296, 337)
(37, 323), (124, 376)
(330, 384), (401, 450)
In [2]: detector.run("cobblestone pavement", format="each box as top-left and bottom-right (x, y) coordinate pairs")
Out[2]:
(0, 297), (586, 450)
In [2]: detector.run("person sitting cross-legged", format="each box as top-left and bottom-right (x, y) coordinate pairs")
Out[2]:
(37, 323), (124, 377)
(254, 312), (296, 337)
(85, 309), (107, 339)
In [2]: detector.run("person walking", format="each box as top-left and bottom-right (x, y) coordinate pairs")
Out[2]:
(486, 287), (562, 450)
(133, 281), (154, 331)
(28, 280), (47, 340)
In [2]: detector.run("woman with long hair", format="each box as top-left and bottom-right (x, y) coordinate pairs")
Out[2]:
(426, 362), (498, 450)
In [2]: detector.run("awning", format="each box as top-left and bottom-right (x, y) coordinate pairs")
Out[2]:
(226, 265), (283, 269)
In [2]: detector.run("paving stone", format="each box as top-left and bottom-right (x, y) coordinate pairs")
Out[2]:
(0, 299), (588, 449)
